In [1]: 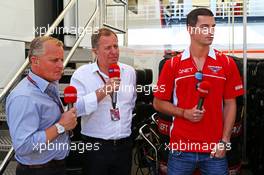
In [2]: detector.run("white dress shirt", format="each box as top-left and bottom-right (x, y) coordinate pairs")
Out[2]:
(70, 62), (137, 140)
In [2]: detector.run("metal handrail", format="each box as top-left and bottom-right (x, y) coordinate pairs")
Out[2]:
(63, 0), (99, 67)
(103, 0), (128, 46)
(103, 23), (126, 34)
(0, 147), (14, 174)
(242, 0), (248, 165)
(115, 0), (127, 5)
(0, 0), (77, 102)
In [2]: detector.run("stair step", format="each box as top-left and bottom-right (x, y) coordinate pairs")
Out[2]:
(63, 68), (75, 76)
(0, 112), (6, 121)
(64, 47), (93, 63)
(0, 131), (12, 152)
(1, 161), (16, 175)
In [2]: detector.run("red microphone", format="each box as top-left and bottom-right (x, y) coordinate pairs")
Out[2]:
(108, 64), (120, 78)
(64, 86), (77, 109)
(197, 81), (211, 110)
(108, 64), (120, 109)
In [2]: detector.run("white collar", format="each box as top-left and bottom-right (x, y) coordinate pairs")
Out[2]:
(181, 47), (216, 60)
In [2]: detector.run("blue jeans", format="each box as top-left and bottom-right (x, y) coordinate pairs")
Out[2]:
(167, 151), (228, 175)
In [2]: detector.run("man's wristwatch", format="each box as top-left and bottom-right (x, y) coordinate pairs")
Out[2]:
(55, 123), (65, 134)
(219, 140), (231, 151)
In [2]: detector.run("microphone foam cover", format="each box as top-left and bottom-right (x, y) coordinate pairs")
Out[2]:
(197, 81), (211, 98)
(64, 86), (77, 104)
(108, 64), (120, 78)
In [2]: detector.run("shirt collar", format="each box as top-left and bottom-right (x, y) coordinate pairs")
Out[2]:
(181, 47), (216, 60)
(91, 62), (124, 78)
(28, 70), (58, 93)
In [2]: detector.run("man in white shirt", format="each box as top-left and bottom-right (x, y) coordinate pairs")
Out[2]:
(70, 28), (137, 175)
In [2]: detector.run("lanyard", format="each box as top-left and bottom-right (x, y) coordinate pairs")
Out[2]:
(96, 71), (106, 84)
(27, 75), (39, 88)
(96, 71), (115, 108)
(27, 75), (64, 113)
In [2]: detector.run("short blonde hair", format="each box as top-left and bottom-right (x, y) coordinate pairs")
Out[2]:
(28, 36), (63, 61)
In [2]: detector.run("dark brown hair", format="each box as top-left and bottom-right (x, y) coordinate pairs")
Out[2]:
(186, 8), (214, 27)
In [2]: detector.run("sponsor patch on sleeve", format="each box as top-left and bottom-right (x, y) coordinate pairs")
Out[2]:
(235, 85), (243, 91)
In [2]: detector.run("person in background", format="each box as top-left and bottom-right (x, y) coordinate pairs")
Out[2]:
(6, 36), (77, 175)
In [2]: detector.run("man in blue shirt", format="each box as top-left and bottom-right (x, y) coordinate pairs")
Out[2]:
(6, 36), (77, 175)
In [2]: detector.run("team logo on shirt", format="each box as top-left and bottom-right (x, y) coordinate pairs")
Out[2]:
(179, 67), (193, 74)
(208, 65), (222, 73)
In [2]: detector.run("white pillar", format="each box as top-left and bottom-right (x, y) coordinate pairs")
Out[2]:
(183, 0), (192, 16)
(210, 0), (217, 15)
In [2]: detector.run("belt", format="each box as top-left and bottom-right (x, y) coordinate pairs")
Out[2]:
(18, 159), (65, 169)
(82, 135), (131, 146)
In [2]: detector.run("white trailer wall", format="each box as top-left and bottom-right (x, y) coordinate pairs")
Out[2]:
(0, 0), (35, 90)
(0, 0), (35, 41)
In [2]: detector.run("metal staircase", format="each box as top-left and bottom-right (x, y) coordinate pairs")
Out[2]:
(0, 0), (128, 174)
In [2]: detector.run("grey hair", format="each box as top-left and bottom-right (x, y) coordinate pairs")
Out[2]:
(28, 36), (63, 61)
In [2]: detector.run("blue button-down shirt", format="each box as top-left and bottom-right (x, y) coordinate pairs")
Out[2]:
(6, 71), (69, 165)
